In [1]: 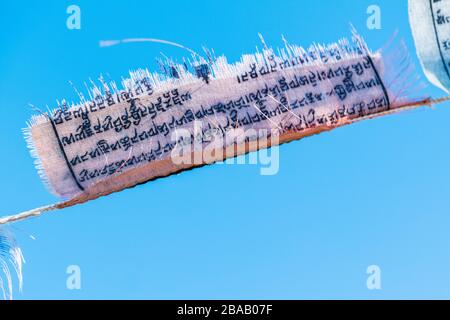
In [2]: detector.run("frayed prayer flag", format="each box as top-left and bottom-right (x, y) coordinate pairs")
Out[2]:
(1, 30), (449, 225)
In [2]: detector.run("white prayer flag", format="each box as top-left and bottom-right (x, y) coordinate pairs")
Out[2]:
(409, 0), (450, 93)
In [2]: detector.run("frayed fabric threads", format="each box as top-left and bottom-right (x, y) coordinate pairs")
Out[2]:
(1, 30), (449, 225)
(0, 228), (24, 300)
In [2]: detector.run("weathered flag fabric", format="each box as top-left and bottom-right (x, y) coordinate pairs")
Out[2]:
(409, 0), (450, 93)
(0, 31), (446, 225)
(26, 35), (400, 200)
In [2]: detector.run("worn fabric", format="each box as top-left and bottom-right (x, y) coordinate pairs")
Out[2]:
(409, 0), (450, 93)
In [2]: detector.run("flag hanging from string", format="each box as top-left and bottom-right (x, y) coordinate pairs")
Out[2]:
(0, 29), (448, 226)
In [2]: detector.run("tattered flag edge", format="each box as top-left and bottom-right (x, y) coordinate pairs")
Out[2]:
(0, 228), (24, 300)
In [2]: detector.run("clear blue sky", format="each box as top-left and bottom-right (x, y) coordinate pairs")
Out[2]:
(1, 0), (450, 299)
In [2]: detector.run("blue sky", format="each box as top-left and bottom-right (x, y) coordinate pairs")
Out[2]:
(1, 0), (450, 299)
